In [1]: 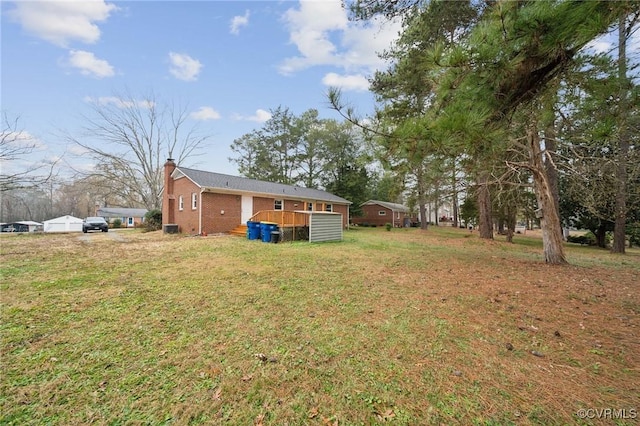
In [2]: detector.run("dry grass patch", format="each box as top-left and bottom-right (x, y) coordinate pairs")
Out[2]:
(1, 228), (638, 425)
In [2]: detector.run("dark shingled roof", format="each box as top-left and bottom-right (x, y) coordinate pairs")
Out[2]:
(176, 167), (351, 204)
(97, 207), (148, 217)
(361, 200), (409, 212)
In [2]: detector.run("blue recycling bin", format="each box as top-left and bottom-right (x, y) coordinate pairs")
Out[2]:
(247, 221), (261, 240)
(260, 222), (278, 243)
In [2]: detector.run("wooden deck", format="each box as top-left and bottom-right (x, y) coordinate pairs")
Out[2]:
(248, 210), (310, 227)
(229, 211), (311, 241)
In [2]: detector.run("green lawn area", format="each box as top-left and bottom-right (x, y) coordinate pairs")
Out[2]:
(1, 227), (638, 425)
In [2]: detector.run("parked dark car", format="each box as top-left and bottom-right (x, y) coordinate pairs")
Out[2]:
(83, 217), (109, 233)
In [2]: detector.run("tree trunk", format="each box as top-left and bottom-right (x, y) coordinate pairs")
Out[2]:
(528, 127), (567, 264)
(419, 203), (428, 230)
(477, 172), (493, 239)
(417, 169), (428, 230)
(434, 183), (440, 226)
(504, 202), (517, 243)
(451, 161), (459, 227)
(543, 114), (561, 236)
(505, 208), (516, 243)
(596, 225), (608, 249)
(612, 12), (629, 254)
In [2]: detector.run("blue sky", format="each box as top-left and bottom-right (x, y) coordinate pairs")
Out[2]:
(2, 0), (402, 176)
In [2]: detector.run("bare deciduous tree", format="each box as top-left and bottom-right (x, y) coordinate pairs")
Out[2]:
(67, 92), (210, 210)
(1, 112), (55, 192)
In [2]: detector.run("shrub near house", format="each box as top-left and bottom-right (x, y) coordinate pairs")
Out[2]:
(145, 209), (162, 231)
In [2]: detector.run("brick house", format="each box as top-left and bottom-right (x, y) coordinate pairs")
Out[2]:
(162, 159), (351, 235)
(96, 207), (148, 228)
(351, 200), (417, 228)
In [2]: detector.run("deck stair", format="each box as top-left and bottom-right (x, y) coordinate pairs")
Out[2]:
(229, 224), (248, 237)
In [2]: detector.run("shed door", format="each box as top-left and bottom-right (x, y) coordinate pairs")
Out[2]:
(241, 195), (253, 224)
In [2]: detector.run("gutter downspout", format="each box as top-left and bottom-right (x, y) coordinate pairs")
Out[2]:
(199, 188), (205, 235)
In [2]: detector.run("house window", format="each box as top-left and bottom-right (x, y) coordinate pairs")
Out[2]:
(192, 193), (197, 210)
(274, 199), (283, 210)
(378, 210), (386, 216)
(128, 217), (133, 226)
(325, 204), (333, 212)
(179, 195), (184, 211)
(307, 202), (313, 211)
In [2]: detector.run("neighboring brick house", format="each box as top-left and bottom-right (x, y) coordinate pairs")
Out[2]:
(96, 207), (148, 228)
(162, 159), (351, 234)
(351, 200), (416, 228)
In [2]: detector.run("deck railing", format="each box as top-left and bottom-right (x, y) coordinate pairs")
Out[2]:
(249, 210), (310, 227)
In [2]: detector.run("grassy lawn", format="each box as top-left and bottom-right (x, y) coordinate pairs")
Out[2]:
(1, 227), (638, 425)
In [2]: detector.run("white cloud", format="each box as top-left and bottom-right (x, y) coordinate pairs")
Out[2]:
(279, 0), (347, 74)
(0, 130), (47, 175)
(232, 109), (272, 123)
(1, 130), (44, 150)
(322, 72), (369, 92)
(8, 0), (117, 47)
(585, 39), (613, 55)
(168, 52), (203, 82)
(279, 0), (401, 77)
(68, 144), (90, 156)
(49, 154), (64, 164)
(190, 106), (221, 121)
(585, 29), (640, 57)
(250, 109), (272, 122)
(631, 28), (640, 54)
(83, 96), (154, 109)
(73, 161), (98, 173)
(230, 10), (250, 35)
(68, 50), (114, 78)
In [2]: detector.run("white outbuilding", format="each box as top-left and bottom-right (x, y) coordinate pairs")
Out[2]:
(1, 221), (43, 233)
(43, 215), (84, 233)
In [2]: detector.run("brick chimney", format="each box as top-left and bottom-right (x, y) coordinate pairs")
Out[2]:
(162, 158), (177, 225)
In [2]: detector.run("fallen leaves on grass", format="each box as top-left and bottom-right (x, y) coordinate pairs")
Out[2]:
(212, 387), (222, 401)
(308, 406), (319, 419)
(375, 408), (395, 421)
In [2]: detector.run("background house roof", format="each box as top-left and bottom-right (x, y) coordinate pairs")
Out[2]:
(44, 215), (83, 223)
(361, 200), (410, 212)
(175, 167), (352, 205)
(97, 207), (148, 217)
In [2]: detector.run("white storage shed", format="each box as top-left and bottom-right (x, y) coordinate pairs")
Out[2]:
(43, 215), (84, 233)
